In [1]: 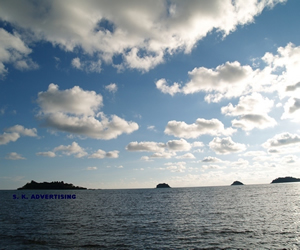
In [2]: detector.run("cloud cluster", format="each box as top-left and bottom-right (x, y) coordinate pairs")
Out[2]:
(127, 138), (203, 159)
(89, 149), (119, 159)
(164, 118), (235, 139)
(262, 132), (300, 150)
(164, 162), (186, 173)
(0, 125), (37, 145)
(37, 141), (119, 159)
(221, 92), (277, 130)
(36, 84), (138, 139)
(105, 83), (118, 93)
(0, 0), (285, 73)
(0, 28), (38, 77)
(209, 137), (246, 155)
(5, 152), (26, 160)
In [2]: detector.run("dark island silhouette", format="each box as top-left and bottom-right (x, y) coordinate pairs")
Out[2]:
(271, 177), (300, 184)
(231, 181), (244, 186)
(156, 183), (171, 188)
(17, 180), (87, 190)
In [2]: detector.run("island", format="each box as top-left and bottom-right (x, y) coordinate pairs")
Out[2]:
(156, 183), (171, 188)
(271, 177), (300, 184)
(231, 181), (244, 186)
(17, 180), (87, 190)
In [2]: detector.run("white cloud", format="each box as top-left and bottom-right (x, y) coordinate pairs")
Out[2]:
(105, 83), (118, 93)
(165, 118), (236, 139)
(156, 61), (256, 101)
(202, 164), (225, 170)
(71, 58), (102, 73)
(89, 149), (119, 159)
(0, 132), (20, 145)
(126, 141), (166, 152)
(192, 141), (204, 148)
(126, 138), (196, 159)
(262, 132), (300, 148)
(36, 84), (138, 139)
(164, 162), (186, 172)
(6, 125), (38, 137)
(149, 151), (176, 159)
(0, 28), (38, 77)
(155, 78), (181, 96)
(0, 0), (285, 72)
(54, 142), (88, 158)
(176, 153), (195, 159)
(147, 125), (157, 132)
(5, 152), (26, 160)
(201, 156), (223, 163)
(0, 125), (37, 145)
(166, 139), (191, 152)
(243, 151), (266, 157)
(281, 97), (300, 122)
(86, 166), (97, 170)
(209, 137), (246, 155)
(36, 151), (56, 158)
(221, 92), (276, 130)
(37, 83), (103, 116)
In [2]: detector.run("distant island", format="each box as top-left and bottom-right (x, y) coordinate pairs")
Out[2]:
(231, 181), (244, 186)
(17, 180), (87, 190)
(156, 183), (171, 188)
(271, 177), (300, 184)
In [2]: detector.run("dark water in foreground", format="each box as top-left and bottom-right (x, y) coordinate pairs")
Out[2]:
(1, 184), (300, 249)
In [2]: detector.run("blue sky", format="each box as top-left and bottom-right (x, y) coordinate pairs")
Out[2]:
(1, 0), (300, 189)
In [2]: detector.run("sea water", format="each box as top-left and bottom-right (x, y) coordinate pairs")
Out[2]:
(1, 183), (300, 249)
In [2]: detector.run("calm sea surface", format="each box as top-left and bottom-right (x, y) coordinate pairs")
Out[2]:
(1, 184), (300, 249)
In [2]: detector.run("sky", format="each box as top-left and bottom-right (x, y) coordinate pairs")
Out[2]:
(1, 0), (300, 189)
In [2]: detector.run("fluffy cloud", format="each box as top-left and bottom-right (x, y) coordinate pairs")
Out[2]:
(262, 132), (300, 148)
(201, 156), (223, 163)
(89, 149), (119, 159)
(0, 0), (285, 72)
(71, 57), (102, 73)
(166, 139), (192, 152)
(0, 125), (37, 145)
(6, 125), (38, 137)
(127, 138), (202, 159)
(126, 141), (166, 152)
(86, 167), (98, 170)
(221, 92), (276, 130)
(176, 153), (195, 159)
(5, 152), (26, 160)
(36, 151), (56, 158)
(0, 132), (20, 145)
(165, 118), (235, 139)
(156, 61), (256, 101)
(157, 43), (300, 104)
(202, 165), (225, 170)
(243, 151), (266, 157)
(105, 83), (118, 93)
(36, 84), (138, 139)
(209, 137), (246, 155)
(53, 142), (88, 158)
(281, 97), (300, 122)
(37, 84), (103, 116)
(164, 162), (186, 173)
(0, 28), (38, 77)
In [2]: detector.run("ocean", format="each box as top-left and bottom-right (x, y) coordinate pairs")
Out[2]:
(1, 183), (300, 249)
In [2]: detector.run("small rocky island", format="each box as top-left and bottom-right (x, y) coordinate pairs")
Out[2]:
(271, 177), (300, 184)
(231, 181), (244, 186)
(156, 183), (171, 188)
(17, 180), (87, 190)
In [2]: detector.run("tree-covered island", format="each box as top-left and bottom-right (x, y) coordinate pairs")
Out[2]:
(17, 180), (87, 190)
